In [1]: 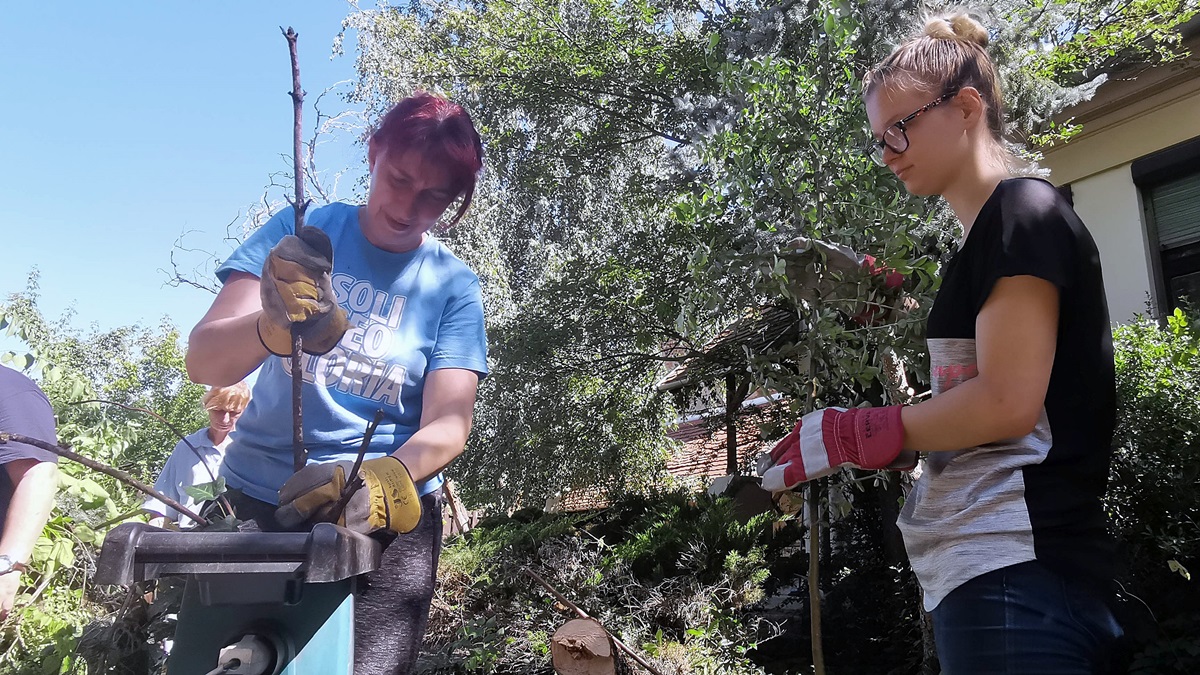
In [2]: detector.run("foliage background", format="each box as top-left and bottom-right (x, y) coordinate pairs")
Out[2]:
(1, 279), (204, 674)
(337, 0), (1198, 510)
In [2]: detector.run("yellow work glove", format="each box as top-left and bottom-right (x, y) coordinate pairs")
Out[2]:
(275, 456), (423, 535)
(257, 225), (350, 356)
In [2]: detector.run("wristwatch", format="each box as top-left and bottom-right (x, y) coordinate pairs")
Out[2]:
(0, 555), (28, 576)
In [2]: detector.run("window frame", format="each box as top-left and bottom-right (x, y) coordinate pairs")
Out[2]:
(1131, 135), (1200, 318)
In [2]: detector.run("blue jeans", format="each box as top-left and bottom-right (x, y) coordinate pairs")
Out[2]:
(932, 560), (1125, 674)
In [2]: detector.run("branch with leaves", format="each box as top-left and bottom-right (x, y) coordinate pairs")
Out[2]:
(0, 432), (208, 527)
(74, 399), (235, 520)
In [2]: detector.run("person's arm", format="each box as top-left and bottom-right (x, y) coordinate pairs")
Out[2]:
(0, 460), (57, 563)
(142, 443), (187, 525)
(760, 275), (1059, 491)
(187, 272), (271, 386)
(273, 368), (481, 534)
(391, 368), (480, 482)
(0, 459), (58, 618)
(901, 275), (1059, 451)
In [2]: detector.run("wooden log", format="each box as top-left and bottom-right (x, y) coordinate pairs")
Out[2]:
(524, 568), (663, 675)
(552, 618), (616, 675)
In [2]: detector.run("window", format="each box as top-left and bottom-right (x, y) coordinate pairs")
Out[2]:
(1133, 137), (1200, 315)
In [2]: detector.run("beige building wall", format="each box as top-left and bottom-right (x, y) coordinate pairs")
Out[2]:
(1040, 35), (1200, 322)
(1066, 167), (1155, 321)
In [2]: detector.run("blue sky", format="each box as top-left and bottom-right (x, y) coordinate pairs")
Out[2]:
(0, 1), (370, 343)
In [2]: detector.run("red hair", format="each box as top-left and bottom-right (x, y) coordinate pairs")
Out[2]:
(372, 92), (484, 226)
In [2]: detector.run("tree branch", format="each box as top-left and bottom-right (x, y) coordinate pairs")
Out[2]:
(0, 432), (208, 526)
(73, 399), (235, 519)
(282, 26), (311, 474)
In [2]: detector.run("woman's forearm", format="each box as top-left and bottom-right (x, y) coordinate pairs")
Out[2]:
(901, 375), (1044, 453)
(391, 416), (471, 483)
(187, 310), (271, 386)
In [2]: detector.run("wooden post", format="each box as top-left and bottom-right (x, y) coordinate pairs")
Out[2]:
(443, 479), (471, 535)
(808, 479), (825, 672)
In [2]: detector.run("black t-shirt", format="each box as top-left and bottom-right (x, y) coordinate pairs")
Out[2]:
(0, 366), (60, 527)
(897, 178), (1116, 610)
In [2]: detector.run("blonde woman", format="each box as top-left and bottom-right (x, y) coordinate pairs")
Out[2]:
(143, 382), (250, 527)
(761, 13), (1124, 672)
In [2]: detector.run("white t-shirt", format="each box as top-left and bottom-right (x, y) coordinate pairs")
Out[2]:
(143, 428), (229, 527)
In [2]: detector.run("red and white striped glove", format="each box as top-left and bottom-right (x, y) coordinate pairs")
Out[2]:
(758, 406), (913, 492)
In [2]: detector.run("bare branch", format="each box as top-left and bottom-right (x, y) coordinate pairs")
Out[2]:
(282, 26), (310, 475)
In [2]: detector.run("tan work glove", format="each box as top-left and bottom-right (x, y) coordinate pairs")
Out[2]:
(275, 456), (423, 535)
(257, 225), (350, 356)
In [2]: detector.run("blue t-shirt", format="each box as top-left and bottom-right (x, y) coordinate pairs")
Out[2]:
(215, 203), (488, 504)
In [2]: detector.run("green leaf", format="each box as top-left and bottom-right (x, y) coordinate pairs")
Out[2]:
(1168, 559), (1191, 581)
(183, 476), (227, 503)
(50, 539), (75, 569)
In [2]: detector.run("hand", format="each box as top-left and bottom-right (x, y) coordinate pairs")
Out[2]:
(275, 456), (423, 535)
(0, 569), (22, 621)
(854, 254), (905, 325)
(257, 225), (350, 356)
(785, 237), (905, 323)
(758, 406), (911, 492)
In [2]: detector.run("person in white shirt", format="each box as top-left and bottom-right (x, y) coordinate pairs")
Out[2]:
(143, 382), (250, 527)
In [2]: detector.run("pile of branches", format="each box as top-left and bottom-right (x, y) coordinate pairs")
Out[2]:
(417, 492), (789, 674)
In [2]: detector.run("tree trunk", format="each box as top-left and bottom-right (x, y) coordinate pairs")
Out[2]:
(724, 373), (752, 475)
(551, 618), (618, 675)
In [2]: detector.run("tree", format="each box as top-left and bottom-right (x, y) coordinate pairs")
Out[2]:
(2, 274), (207, 478)
(339, 0), (1197, 512)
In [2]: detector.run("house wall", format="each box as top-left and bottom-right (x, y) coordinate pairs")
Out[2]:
(1041, 37), (1200, 322)
(1067, 166), (1156, 321)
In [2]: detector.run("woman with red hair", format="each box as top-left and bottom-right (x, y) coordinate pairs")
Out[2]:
(187, 92), (488, 673)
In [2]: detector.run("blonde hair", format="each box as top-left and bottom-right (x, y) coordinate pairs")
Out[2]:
(863, 12), (1006, 147)
(202, 382), (251, 413)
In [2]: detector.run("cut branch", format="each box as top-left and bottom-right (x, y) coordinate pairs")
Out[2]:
(282, 26), (310, 219)
(282, 25), (310, 474)
(328, 409), (385, 524)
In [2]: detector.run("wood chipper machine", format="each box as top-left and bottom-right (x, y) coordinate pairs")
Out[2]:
(94, 521), (380, 675)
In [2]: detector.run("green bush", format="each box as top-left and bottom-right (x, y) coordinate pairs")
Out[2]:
(1, 297), (200, 674)
(1109, 309), (1200, 673)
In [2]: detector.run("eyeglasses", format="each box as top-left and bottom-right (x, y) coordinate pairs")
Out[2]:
(866, 91), (958, 167)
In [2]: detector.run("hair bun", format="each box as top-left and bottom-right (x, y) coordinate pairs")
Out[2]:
(923, 13), (989, 47)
